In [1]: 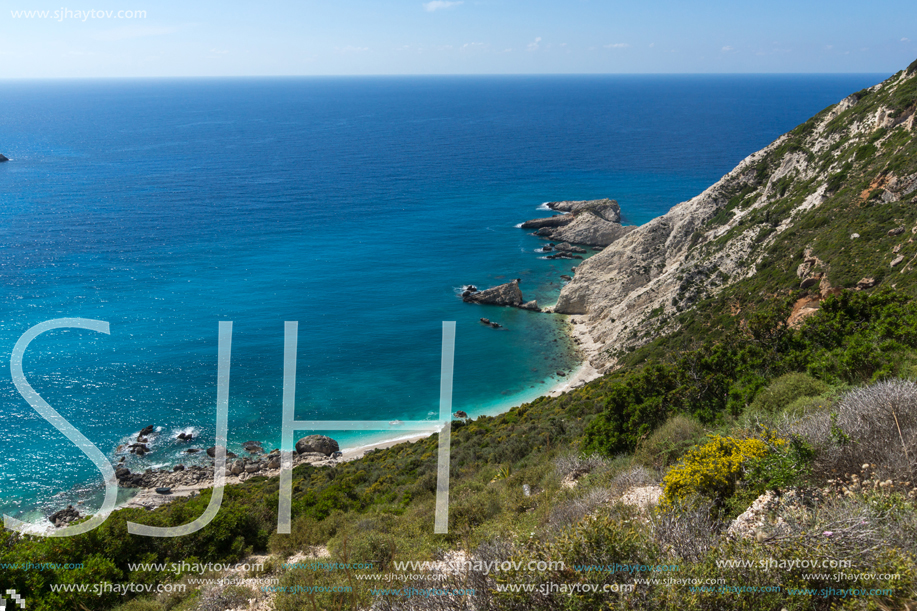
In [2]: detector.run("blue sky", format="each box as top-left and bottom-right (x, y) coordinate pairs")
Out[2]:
(0, 0), (914, 77)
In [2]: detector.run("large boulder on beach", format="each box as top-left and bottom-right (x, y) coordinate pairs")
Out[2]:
(295, 435), (340, 456)
(462, 279), (524, 307)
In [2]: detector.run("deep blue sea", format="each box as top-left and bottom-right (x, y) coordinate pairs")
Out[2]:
(0, 74), (886, 522)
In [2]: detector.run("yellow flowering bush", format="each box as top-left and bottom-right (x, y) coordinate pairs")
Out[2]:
(662, 434), (783, 506)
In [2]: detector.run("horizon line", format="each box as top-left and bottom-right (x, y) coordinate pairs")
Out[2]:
(0, 70), (896, 81)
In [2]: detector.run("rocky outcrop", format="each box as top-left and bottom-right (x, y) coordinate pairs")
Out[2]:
(463, 279), (524, 307)
(520, 215), (574, 230)
(49, 505), (81, 528)
(0, 154), (8, 162)
(295, 434), (340, 456)
(527, 199), (635, 247)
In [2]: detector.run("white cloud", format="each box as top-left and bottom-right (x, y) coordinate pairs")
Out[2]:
(461, 42), (486, 51)
(423, 1), (462, 12)
(527, 36), (542, 51)
(902, 38), (910, 42)
(92, 26), (179, 41)
(649, 42), (655, 48)
(721, 45), (734, 52)
(604, 43), (629, 48)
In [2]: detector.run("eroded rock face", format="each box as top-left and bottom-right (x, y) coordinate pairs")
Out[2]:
(462, 279), (524, 307)
(295, 434), (340, 456)
(527, 199), (634, 247)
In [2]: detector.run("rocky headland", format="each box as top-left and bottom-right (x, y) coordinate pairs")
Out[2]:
(523, 199), (635, 246)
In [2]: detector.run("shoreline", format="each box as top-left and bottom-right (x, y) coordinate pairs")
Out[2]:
(32, 202), (608, 524)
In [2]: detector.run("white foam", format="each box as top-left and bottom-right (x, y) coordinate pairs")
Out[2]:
(514, 223), (524, 228)
(537, 202), (553, 211)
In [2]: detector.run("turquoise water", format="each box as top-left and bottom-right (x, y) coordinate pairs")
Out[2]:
(0, 74), (887, 520)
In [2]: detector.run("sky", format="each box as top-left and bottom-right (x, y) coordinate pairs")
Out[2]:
(0, 0), (914, 77)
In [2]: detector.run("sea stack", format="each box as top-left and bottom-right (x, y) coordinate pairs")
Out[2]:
(463, 279), (525, 307)
(0, 154), (9, 162)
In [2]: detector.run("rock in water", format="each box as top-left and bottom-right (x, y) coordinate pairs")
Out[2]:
(520, 215), (575, 229)
(462, 279), (524, 307)
(49, 505), (81, 527)
(520, 300), (540, 311)
(0, 154), (9, 162)
(295, 434), (340, 456)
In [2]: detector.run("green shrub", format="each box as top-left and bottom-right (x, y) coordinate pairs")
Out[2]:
(748, 372), (828, 414)
(634, 414), (707, 468)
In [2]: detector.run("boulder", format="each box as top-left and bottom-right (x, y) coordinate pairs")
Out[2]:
(479, 318), (491, 325)
(295, 435), (340, 456)
(244, 463), (261, 473)
(560, 275), (573, 281)
(49, 505), (81, 528)
(856, 277), (877, 290)
(139, 425), (155, 437)
(520, 300), (540, 311)
(230, 460), (245, 475)
(462, 280), (524, 307)
(267, 457), (281, 470)
(542, 244), (554, 252)
(891, 255), (905, 267)
(888, 226), (906, 237)
(177, 432), (193, 441)
(0, 154), (8, 162)
(173, 464), (185, 472)
(242, 440), (263, 454)
(454, 410), (469, 419)
(205, 446), (237, 458)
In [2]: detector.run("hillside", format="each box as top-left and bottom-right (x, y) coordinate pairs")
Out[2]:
(556, 60), (917, 368)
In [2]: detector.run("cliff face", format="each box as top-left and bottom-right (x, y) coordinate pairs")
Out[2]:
(556, 62), (917, 371)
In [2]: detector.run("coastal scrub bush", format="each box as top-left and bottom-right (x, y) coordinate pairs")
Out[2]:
(661, 434), (779, 507)
(748, 372), (828, 414)
(787, 379), (917, 480)
(649, 497), (725, 562)
(634, 413), (707, 468)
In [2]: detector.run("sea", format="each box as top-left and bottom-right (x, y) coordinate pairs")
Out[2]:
(0, 73), (887, 523)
